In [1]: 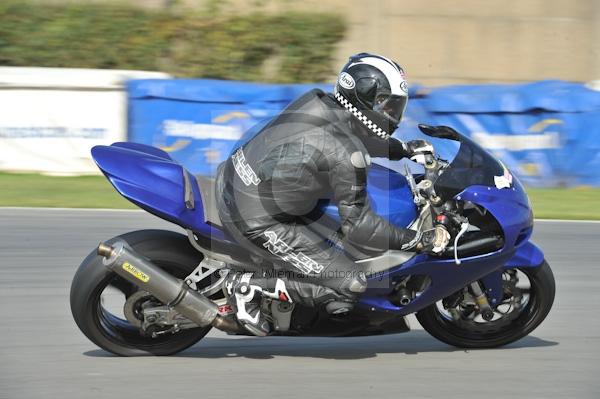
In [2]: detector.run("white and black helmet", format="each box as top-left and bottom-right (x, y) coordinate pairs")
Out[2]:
(334, 52), (408, 139)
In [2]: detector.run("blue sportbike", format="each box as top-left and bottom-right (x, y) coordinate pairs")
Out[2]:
(70, 125), (555, 356)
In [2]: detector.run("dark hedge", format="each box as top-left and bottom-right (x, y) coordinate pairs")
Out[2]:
(0, 1), (345, 82)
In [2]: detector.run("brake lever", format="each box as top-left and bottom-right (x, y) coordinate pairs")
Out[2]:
(454, 222), (470, 265)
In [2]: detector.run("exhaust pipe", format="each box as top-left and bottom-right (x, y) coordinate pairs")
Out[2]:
(98, 241), (239, 332)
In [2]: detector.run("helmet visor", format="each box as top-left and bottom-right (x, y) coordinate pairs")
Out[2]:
(373, 94), (408, 125)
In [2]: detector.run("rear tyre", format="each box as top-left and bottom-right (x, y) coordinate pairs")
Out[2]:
(70, 229), (211, 356)
(416, 261), (555, 348)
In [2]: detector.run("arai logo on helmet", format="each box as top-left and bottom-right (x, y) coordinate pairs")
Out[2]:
(339, 72), (355, 90)
(400, 81), (408, 93)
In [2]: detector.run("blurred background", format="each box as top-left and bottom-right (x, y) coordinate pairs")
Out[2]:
(1, 0), (599, 218)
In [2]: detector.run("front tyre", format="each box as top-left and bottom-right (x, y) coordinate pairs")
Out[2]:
(70, 229), (211, 356)
(416, 261), (555, 348)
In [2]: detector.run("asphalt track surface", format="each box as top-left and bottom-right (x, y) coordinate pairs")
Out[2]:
(0, 208), (599, 399)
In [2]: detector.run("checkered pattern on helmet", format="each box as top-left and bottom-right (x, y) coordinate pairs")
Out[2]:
(334, 92), (390, 140)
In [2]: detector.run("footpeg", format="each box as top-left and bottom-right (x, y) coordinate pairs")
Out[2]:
(226, 273), (270, 336)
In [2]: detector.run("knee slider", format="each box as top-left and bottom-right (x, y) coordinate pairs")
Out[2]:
(325, 300), (354, 315)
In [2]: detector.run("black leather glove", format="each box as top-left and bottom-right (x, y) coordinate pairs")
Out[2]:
(416, 225), (451, 255)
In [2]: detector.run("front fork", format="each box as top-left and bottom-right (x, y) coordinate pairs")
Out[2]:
(444, 280), (496, 322)
(469, 281), (495, 321)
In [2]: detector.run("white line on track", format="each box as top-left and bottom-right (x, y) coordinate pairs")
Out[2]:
(535, 218), (600, 224)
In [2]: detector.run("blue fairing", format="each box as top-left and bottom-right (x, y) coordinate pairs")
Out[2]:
(91, 143), (227, 241)
(110, 142), (172, 160)
(359, 178), (541, 314)
(505, 241), (545, 268)
(456, 180), (533, 251)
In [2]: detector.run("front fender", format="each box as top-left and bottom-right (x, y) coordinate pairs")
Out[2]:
(504, 241), (545, 268)
(480, 240), (545, 305)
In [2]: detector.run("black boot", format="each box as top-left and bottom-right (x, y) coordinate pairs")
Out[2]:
(225, 272), (270, 336)
(257, 277), (361, 314)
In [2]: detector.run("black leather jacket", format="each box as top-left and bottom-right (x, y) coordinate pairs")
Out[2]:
(217, 89), (417, 253)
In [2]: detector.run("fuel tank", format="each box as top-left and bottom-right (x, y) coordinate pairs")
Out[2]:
(322, 163), (417, 228)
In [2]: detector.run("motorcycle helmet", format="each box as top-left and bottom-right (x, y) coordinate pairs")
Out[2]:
(334, 52), (408, 139)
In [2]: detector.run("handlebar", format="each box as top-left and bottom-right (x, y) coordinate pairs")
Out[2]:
(443, 233), (504, 259)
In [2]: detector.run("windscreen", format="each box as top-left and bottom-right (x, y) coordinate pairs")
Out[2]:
(433, 132), (506, 200)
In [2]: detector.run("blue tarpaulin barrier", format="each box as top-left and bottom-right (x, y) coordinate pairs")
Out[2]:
(415, 81), (600, 187)
(128, 79), (600, 186)
(127, 79), (331, 175)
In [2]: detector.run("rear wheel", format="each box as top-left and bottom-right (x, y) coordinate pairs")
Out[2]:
(416, 261), (555, 348)
(70, 229), (214, 356)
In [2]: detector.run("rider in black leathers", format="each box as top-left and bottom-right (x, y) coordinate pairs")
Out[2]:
(216, 53), (449, 335)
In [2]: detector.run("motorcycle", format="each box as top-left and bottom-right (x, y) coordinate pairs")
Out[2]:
(70, 124), (555, 356)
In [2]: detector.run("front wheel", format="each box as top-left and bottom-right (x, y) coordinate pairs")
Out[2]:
(416, 260), (555, 348)
(70, 229), (213, 356)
